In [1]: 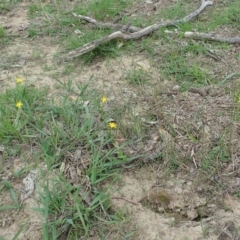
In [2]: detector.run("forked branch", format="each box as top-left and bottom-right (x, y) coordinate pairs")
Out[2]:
(61, 0), (213, 61)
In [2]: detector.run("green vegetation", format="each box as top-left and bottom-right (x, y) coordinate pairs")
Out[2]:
(125, 68), (150, 86)
(0, 26), (9, 45)
(0, 78), (135, 238)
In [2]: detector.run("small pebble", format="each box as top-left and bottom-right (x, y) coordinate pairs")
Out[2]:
(175, 187), (182, 194)
(172, 85), (180, 92)
(74, 29), (82, 35)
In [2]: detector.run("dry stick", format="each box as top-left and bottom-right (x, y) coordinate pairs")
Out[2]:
(72, 13), (141, 33)
(62, 0), (213, 61)
(184, 31), (240, 44)
(111, 197), (140, 206)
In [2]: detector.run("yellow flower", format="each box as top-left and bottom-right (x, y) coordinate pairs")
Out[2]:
(108, 122), (117, 129)
(16, 77), (23, 84)
(101, 96), (108, 103)
(16, 101), (23, 108)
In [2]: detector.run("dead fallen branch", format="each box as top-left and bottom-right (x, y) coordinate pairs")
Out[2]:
(61, 0), (213, 61)
(184, 31), (240, 44)
(72, 13), (141, 33)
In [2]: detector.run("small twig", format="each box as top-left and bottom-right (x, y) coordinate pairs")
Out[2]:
(111, 196), (139, 205)
(73, 13), (141, 33)
(124, 7), (142, 17)
(184, 31), (240, 44)
(205, 49), (222, 61)
(192, 157), (198, 168)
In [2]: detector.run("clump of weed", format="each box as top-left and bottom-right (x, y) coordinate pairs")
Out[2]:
(124, 68), (150, 86)
(0, 26), (5, 38)
(0, 77), (136, 238)
(0, 26), (9, 45)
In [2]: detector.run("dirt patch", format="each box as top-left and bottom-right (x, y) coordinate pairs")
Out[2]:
(0, 166), (43, 240)
(0, 2), (30, 34)
(109, 169), (240, 240)
(0, 199), (42, 240)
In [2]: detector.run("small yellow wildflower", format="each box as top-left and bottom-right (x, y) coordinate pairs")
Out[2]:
(16, 101), (23, 108)
(101, 96), (108, 103)
(108, 122), (117, 129)
(16, 77), (23, 84)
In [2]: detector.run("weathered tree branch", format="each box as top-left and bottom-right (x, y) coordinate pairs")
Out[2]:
(61, 0), (213, 61)
(72, 13), (141, 33)
(184, 31), (240, 44)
